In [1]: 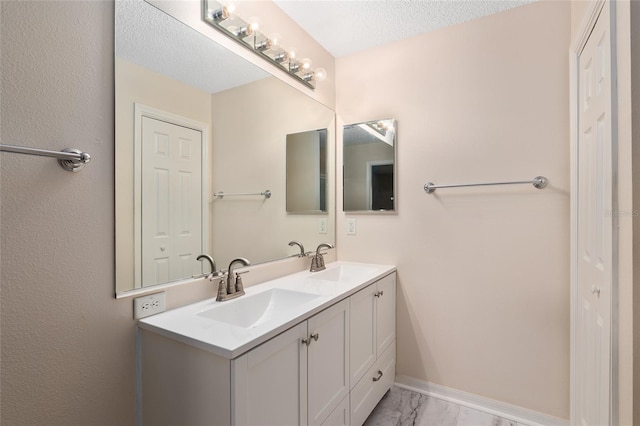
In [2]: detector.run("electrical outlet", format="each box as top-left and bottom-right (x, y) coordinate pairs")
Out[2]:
(133, 292), (166, 319)
(347, 218), (357, 235)
(319, 218), (327, 234)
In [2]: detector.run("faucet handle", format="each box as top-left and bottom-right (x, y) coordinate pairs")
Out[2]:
(216, 278), (228, 300)
(235, 270), (249, 293)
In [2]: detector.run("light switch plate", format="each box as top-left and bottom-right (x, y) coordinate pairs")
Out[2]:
(319, 218), (327, 234)
(347, 218), (357, 235)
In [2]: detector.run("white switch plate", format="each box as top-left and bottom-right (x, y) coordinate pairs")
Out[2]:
(319, 218), (327, 234)
(346, 218), (357, 235)
(133, 292), (166, 319)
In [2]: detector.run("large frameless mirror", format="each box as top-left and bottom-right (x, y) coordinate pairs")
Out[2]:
(115, 0), (335, 295)
(343, 119), (397, 212)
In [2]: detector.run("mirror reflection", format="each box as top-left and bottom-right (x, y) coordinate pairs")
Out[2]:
(343, 119), (397, 212)
(286, 129), (327, 213)
(115, 0), (335, 294)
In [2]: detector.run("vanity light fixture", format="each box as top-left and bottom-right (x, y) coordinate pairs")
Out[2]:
(203, 0), (326, 90)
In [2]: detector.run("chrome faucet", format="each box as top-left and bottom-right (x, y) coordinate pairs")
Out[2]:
(288, 240), (306, 257)
(216, 257), (250, 301)
(310, 243), (333, 272)
(196, 254), (219, 279)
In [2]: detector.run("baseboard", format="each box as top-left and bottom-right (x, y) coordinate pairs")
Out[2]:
(394, 375), (569, 426)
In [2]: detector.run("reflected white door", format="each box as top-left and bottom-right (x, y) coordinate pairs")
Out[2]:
(141, 116), (203, 287)
(575, 2), (613, 424)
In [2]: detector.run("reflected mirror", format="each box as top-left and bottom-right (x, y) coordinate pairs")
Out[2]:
(286, 129), (327, 213)
(343, 119), (396, 212)
(115, 0), (335, 294)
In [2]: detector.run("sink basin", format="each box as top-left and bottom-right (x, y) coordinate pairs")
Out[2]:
(197, 288), (320, 329)
(310, 264), (377, 282)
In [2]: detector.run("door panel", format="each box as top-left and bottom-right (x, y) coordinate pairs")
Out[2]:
(575, 3), (613, 424)
(141, 117), (203, 287)
(307, 299), (350, 426)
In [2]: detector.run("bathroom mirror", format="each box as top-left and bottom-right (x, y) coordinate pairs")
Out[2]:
(115, 0), (335, 295)
(286, 129), (327, 213)
(343, 119), (396, 212)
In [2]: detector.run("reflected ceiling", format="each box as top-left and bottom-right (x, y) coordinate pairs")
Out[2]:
(116, 0), (268, 94)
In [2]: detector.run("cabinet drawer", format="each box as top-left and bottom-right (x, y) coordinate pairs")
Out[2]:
(349, 341), (395, 426)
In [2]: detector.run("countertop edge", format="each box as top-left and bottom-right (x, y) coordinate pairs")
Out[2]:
(138, 262), (397, 359)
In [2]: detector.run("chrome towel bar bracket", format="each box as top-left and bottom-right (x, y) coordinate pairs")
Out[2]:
(0, 144), (91, 172)
(424, 176), (548, 194)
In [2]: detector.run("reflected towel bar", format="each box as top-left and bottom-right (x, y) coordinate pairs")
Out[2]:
(424, 176), (548, 194)
(213, 190), (272, 199)
(0, 144), (91, 172)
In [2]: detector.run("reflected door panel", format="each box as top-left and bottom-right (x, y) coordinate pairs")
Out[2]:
(141, 117), (203, 287)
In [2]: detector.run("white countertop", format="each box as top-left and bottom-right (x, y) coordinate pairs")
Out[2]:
(138, 261), (396, 359)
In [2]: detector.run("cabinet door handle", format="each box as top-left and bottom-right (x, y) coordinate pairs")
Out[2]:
(374, 290), (384, 298)
(372, 370), (383, 382)
(302, 333), (319, 346)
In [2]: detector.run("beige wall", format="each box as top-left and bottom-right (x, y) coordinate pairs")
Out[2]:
(114, 57), (213, 293)
(0, 1), (334, 425)
(336, 1), (571, 419)
(210, 78), (335, 268)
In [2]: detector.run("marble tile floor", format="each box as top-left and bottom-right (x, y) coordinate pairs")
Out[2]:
(364, 386), (528, 426)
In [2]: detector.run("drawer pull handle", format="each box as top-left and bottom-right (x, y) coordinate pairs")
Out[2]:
(372, 370), (383, 382)
(374, 291), (384, 298)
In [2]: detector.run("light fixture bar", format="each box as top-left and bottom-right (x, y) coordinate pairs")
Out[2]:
(202, 0), (324, 90)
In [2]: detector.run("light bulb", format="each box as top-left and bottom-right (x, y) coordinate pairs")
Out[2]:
(314, 68), (327, 82)
(301, 58), (312, 71)
(269, 33), (282, 47)
(288, 48), (297, 60)
(225, 3), (236, 15)
(247, 17), (260, 32)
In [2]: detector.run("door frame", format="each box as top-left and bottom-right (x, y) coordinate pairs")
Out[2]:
(133, 103), (210, 289)
(366, 160), (393, 210)
(569, 1), (619, 423)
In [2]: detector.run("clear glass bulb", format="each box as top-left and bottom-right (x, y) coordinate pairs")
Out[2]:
(247, 17), (260, 32)
(301, 58), (312, 70)
(314, 68), (327, 82)
(269, 33), (282, 47)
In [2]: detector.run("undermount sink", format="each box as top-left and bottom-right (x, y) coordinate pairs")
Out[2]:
(197, 288), (320, 329)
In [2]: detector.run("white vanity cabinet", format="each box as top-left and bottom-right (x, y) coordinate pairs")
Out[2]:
(349, 272), (396, 426)
(233, 299), (350, 426)
(138, 267), (396, 426)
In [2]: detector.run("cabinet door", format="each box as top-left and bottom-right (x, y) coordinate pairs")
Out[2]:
(307, 299), (350, 426)
(233, 322), (308, 426)
(349, 283), (377, 388)
(376, 273), (396, 356)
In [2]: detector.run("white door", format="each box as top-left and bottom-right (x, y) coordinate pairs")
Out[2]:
(375, 274), (396, 357)
(141, 116), (203, 287)
(233, 322), (308, 426)
(307, 299), (350, 426)
(575, 2), (613, 424)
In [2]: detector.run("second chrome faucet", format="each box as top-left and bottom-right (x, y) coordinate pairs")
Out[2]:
(310, 243), (333, 272)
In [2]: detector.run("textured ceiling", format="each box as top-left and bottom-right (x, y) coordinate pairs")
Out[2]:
(115, 0), (535, 94)
(274, 0), (535, 57)
(115, 0), (268, 94)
